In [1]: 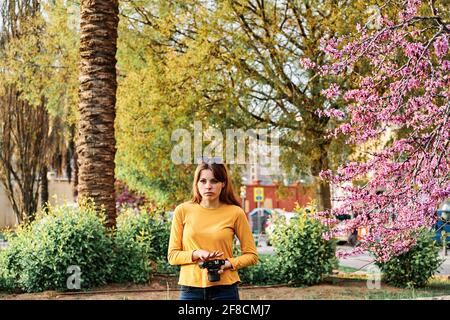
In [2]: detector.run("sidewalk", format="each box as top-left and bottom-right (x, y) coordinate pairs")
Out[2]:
(256, 242), (450, 275)
(0, 240), (7, 250)
(337, 244), (450, 275)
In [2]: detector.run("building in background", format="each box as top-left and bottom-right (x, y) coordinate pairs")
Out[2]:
(241, 180), (313, 214)
(0, 171), (75, 229)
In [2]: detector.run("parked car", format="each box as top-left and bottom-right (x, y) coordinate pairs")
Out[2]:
(264, 208), (362, 246)
(0, 231), (8, 250)
(248, 208), (273, 235)
(332, 214), (359, 246)
(434, 199), (450, 247)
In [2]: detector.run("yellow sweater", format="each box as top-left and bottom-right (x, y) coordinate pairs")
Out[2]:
(167, 201), (258, 288)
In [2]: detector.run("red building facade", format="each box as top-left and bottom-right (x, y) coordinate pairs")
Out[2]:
(242, 180), (313, 214)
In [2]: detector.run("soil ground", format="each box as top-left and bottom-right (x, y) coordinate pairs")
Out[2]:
(1, 274), (449, 300)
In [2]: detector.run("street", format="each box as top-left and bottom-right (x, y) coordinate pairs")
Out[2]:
(256, 240), (450, 275)
(336, 244), (450, 275)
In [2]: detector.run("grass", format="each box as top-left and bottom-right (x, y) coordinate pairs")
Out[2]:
(365, 278), (450, 300)
(327, 269), (450, 300)
(1, 275), (449, 300)
(337, 265), (361, 273)
(1, 251), (449, 300)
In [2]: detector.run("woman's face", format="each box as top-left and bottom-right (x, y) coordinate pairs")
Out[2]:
(197, 169), (225, 202)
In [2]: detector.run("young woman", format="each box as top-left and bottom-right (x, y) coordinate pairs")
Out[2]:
(167, 161), (258, 300)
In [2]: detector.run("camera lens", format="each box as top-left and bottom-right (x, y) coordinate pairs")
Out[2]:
(208, 271), (220, 282)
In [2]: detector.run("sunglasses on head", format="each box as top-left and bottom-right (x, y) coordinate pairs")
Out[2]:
(196, 156), (224, 164)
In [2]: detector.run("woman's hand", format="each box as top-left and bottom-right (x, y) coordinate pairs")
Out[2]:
(192, 249), (223, 261)
(218, 260), (232, 274)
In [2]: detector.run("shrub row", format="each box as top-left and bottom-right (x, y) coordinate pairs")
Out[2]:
(239, 206), (442, 289)
(0, 202), (442, 292)
(237, 205), (337, 287)
(376, 229), (443, 288)
(0, 202), (172, 293)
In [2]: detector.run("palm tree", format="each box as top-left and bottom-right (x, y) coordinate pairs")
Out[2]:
(77, 0), (119, 227)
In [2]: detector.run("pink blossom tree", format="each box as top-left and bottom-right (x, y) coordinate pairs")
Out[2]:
(313, 0), (449, 261)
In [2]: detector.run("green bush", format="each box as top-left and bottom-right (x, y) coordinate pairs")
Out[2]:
(0, 202), (114, 293)
(376, 229), (444, 288)
(111, 208), (171, 283)
(155, 256), (180, 275)
(0, 250), (15, 292)
(237, 253), (285, 285)
(232, 243), (284, 285)
(111, 236), (150, 283)
(269, 205), (337, 286)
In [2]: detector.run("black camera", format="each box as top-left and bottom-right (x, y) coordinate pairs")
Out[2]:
(198, 259), (225, 282)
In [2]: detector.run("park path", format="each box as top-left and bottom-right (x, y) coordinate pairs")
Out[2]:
(256, 241), (450, 275)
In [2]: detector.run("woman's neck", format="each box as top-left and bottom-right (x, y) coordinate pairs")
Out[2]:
(200, 198), (222, 209)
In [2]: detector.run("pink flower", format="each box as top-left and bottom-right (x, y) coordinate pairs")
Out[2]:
(320, 38), (343, 59)
(400, 0), (422, 21)
(319, 169), (333, 180)
(434, 35), (449, 58)
(299, 58), (316, 69)
(316, 108), (345, 119)
(321, 83), (341, 99)
(338, 123), (352, 134)
(316, 1), (448, 262)
(407, 78), (420, 91)
(405, 42), (424, 58)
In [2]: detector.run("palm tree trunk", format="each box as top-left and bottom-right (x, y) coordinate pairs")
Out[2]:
(77, 0), (119, 228)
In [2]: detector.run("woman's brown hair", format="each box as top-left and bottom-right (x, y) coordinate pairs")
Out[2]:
(191, 162), (241, 207)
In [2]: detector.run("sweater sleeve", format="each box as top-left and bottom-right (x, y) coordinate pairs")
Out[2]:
(228, 209), (259, 270)
(167, 205), (196, 266)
